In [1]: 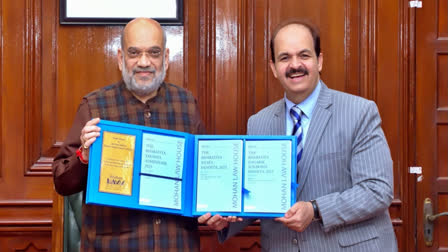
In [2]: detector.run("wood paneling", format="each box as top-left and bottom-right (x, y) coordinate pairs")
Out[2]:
(438, 55), (448, 109)
(437, 195), (448, 248)
(438, 0), (448, 38)
(0, 0), (420, 250)
(415, 0), (448, 250)
(0, 231), (51, 252)
(200, 226), (261, 252)
(438, 125), (448, 177)
(375, 3), (407, 248)
(1, 0), (53, 249)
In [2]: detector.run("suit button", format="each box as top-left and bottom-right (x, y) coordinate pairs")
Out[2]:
(292, 238), (298, 245)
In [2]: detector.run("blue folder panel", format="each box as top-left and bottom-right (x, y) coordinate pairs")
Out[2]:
(86, 120), (297, 217)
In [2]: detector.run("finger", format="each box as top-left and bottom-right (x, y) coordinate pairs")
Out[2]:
(275, 217), (286, 223)
(207, 215), (230, 229)
(276, 216), (294, 223)
(207, 214), (223, 225)
(224, 216), (236, 222)
(83, 137), (97, 148)
(285, 202), (301, 218)
(197, 213), (212, 224)
(86, 117), (101, 126)
(83, 131), (101, 143)
(210, 219), (229, 230)
(80, 126), (101, 148)
(82, 126), (102, 137)
(81, 118), (101, 136)
(225, 216), (243, 222)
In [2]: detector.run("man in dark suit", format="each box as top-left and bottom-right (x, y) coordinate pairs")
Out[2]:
(199, 19), (398, 252)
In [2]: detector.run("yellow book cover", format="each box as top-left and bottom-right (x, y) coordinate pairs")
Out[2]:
(98, 131), (136, 195)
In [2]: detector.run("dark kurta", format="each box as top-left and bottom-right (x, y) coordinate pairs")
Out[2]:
(53, 81), (205, 251)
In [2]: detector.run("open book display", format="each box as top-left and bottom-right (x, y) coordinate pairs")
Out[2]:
(86, 120), (298, 217)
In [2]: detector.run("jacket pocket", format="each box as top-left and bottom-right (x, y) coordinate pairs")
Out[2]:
(337, 221), (379, 247)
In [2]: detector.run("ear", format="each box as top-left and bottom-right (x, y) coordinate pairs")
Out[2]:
(317, 52), (323, 72)
(269, 60), (278, 79)
(117, 48), (123, 71)
(164, 48), (170, 71)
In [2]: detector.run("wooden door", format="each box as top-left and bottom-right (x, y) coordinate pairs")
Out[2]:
(415, 0), (448, 251)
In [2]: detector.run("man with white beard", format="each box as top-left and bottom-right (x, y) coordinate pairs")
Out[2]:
(52, 18), (205, 251)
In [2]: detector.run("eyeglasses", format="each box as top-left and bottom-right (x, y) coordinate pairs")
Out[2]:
(127, 47), (162, 59)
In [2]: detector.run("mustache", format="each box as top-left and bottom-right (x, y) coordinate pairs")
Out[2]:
(133, 67), (156, 74)
(285, 66), (308, 78)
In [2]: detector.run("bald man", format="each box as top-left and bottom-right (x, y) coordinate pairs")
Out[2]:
(53, 18), (205, 251)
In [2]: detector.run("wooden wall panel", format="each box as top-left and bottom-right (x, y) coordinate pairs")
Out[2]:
(200, 226), (261, 252)
(0, 230), (51, 251)
(0, 0), (2, 182)
(213, 0), (239, 134)
(0, 0), (53, 250)
(414, 1), (448, 250)
(250, 0), (269, 123)
(437, 194), (448, 248)
(438, 0), (448, 38)
(376, 1), (407, 247)
(164, 26), (185, 87)
(56, 25), (122, 139)
(0, 0), (416, 250)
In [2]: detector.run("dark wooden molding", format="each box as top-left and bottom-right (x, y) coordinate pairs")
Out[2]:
(51, 191), (64, 252)
(26, 157), (54, 176)
(0, 200), (52, 228)
(0, 226), (52, 232)
(237, 0), (253, 135)
(24, 0), (46, 177)
(252, 0), (270, 114)
(391, 199), (402, 206)
(0, 200), (52, 206)
(41, 0), (58, 162)
(26, 142), (62, 176)
(13, 242), (49, 252)
(400, 0), (416, 251)
(360, 0), (378, 100)
(200, 0), (216, 134)
(0, 0), (3, 179)
(0, 220), (52, 227)
(344, 0), (361, 95)
(0, 232), (51, 251)
(436, 177), (448, 193)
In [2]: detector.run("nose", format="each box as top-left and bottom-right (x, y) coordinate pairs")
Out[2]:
(137, 53), (151, 68)
(290, 56), (303, 68)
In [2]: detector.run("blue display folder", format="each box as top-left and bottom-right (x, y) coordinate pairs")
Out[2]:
(86, 120), (297, 217)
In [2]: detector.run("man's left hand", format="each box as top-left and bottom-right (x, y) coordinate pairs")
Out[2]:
(275, 201), (314, 232)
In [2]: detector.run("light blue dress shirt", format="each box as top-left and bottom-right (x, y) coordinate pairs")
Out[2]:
(284, 80), (322, 145)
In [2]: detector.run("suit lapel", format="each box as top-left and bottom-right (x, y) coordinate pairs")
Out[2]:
(271, 100), (286, 135)
(297, 83), (333, 197)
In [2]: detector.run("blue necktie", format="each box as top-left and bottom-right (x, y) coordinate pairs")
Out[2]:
(290, 106), (304, 163)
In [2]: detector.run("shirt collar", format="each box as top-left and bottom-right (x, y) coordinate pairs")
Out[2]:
(284, 80), (322, 119)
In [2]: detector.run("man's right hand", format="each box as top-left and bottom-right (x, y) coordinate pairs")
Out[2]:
(80, 117), (101, 162)
(197, 213), (243, 231)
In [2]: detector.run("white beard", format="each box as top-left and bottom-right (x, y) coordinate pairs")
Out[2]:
(121, 57), (166, 97)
